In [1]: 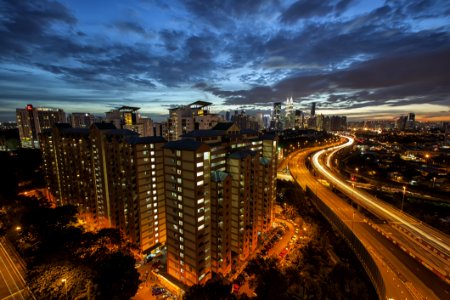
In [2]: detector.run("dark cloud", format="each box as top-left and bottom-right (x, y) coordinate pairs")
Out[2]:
(0, 0), (449, 121)
(113, 21), (149, 36)
(280, 0), (358, 23)
(281, 1), (334, 23)
(197, 46), (450, 109)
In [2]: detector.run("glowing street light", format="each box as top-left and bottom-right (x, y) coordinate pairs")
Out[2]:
(61, 278), (68, 300)
(15, 226), (22, 231)
(401, 186), (406, 212)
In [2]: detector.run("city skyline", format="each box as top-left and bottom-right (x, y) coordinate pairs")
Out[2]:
(1, 0), (450, 122)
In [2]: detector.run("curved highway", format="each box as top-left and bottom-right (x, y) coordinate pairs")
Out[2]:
(312, 137), (450, 282)
(287, 141), (450, 299)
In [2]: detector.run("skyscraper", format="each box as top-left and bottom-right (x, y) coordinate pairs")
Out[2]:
(294, 110), (303, 129)
(271, 102), (282, 130)
(311, 102), (316, 116)
(16, 104), (66, 148)
(284, 97), (294, 129)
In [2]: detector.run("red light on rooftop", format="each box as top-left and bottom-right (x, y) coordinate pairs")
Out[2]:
(26, 104), (33, 111)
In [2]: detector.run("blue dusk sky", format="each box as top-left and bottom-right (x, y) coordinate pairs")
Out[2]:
(0, 0), (449, 122)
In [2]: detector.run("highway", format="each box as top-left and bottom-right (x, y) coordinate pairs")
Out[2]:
(314, 137), (450, 282)
(287, 143), (449, 299)
(0, 237), (31, 300)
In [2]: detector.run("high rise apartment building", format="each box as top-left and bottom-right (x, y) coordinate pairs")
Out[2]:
(40, 123), (166, 253)
(163, 140), (212, 286)
(40, 119), (278, 287)
(166, 101), (223, 141)
(16, 104), (66, 148)
(69, 113), (96, 128)
(106, 106), (154, 137)
(170, 123), (278, 284)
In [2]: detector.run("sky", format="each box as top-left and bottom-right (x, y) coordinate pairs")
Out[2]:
(0, 0), (449, 122)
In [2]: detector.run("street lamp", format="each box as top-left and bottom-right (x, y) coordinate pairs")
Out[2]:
(62, 279), (68, 300)
(401, 186), (406, 212)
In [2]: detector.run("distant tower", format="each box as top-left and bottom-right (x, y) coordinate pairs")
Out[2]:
(311, 102), (316, 116)
(225, 111), (230, 121)
(284, 97), (294, 129)
(407, 112), (415, 129)
(271, 102), (282, 130)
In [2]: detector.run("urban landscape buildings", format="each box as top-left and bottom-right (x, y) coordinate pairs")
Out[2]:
(36, 100), (278, 286)
(12, 99), (446, 292)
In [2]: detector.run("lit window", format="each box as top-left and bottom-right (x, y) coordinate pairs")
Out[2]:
(197, 180), (204, 186)
(197, 171), (203, 177)
(198, 216), (204, 222)
(198, 224), (205, 230)
(196, 162), (203, 167)
(197, 198), (204, 204)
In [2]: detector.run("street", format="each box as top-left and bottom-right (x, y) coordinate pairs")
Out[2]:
(0, 237), (30, 300)
(287, 144), (449, 299)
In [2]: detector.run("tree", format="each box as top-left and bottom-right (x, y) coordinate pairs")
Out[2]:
(94, 251), (140, 300)
(184, 276), (233, 300)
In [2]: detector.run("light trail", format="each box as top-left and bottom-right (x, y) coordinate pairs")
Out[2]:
(311, 137), (450, 256)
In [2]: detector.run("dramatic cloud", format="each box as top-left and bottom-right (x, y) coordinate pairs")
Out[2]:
(0, 0), (449, 120)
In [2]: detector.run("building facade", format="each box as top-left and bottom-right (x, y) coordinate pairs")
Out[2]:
(41, 120), (278, 287)
(40, 123), (166, 253)
(166, 101), (222, 141)
(177, 123), (278, 281)
(16, 104), (66, 148)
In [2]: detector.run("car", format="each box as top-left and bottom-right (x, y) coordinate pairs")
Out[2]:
(232, 283), (240, 294)
(152, 287), (165, 296)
